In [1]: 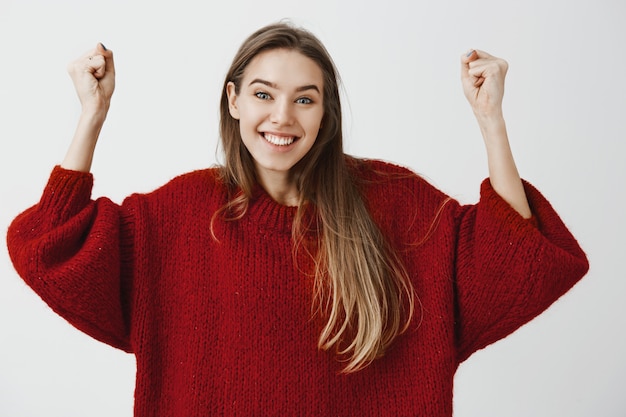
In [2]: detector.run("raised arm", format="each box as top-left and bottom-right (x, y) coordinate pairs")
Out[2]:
(461, 50), (532, 219)
(62, 42), (115, 172)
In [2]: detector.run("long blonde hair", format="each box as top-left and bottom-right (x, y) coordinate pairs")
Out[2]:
(216, 22), (416, 373)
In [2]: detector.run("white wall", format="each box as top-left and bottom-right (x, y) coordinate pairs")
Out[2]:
(1, 0), (624, 415)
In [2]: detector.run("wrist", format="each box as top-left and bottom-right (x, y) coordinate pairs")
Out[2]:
(79, 106), (109, 126)
(474, 108), (504, 124)
(475, 112), (506, 137)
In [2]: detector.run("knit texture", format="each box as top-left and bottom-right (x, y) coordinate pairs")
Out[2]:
(7, 159), (589, 416)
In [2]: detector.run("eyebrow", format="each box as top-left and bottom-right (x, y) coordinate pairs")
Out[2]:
(248, 78), (321, 94)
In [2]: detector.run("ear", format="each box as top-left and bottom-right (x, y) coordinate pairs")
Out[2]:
(226, 81), (240, 120)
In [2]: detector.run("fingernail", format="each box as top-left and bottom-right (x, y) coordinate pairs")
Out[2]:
(100, 42), (107, 51)
(466, 49), (475, 57)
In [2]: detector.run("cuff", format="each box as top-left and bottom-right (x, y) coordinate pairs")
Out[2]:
(39, 166), (94, 221)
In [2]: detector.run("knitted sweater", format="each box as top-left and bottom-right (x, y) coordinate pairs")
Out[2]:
(7, 159), (588, 416)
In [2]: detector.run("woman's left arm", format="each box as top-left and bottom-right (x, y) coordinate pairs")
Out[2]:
(461, 50), (532, 219)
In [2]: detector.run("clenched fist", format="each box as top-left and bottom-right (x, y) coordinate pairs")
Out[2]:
(67, 43), (115, 115)
(461, 49), (508, 120)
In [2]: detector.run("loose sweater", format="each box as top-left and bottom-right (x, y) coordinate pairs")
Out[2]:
(7, 159), (588, 416)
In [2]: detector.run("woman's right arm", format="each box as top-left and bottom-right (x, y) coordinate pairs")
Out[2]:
(62, 42), (115, 172)
(7, 44), (134, 351)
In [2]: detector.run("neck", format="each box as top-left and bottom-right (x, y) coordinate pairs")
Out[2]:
(256, 170), (300, 207)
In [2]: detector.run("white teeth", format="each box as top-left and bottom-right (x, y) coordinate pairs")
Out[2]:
(263, 133), (295, 146)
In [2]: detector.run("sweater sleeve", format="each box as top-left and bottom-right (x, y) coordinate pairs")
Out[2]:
(454, 178), (589, 362)
(6, 166), (135, 352)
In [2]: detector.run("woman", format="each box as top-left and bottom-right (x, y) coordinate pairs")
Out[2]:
(7, 22), (588, 416)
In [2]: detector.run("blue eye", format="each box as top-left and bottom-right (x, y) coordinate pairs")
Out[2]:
(255, 92), (271, 100)
(296, 97), (312, 104)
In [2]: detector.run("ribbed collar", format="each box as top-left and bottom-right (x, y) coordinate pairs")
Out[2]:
(246, 185), (318, 237)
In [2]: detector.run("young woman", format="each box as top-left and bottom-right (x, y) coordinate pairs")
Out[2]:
(7, 22), (588, 416)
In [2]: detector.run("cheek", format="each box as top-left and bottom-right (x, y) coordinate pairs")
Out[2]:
(237, 108), (263, 134)
(307, 110), (325, 133)
(238, 100), (261, 121)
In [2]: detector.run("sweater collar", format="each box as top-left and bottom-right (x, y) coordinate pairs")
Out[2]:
(247, 184), (318, 236)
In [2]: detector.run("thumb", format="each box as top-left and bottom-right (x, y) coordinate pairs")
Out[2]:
(460, 49), (477, 81)
(97, 42), (115, 77)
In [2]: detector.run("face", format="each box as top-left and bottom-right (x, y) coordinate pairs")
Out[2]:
(227, 48), (325, 186)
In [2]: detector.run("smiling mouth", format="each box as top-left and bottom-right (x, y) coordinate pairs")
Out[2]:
(262, 133), (297, 146)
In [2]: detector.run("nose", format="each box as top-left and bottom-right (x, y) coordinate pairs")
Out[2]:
(269, 98), (294, 126)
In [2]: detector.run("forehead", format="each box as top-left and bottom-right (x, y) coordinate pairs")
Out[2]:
(242, 48), (324, 88)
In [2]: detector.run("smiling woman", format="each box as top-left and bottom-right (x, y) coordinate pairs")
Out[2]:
(216, 26), (419, 377)
(5, 21), (588, 417)
(225, 48), (325, 204)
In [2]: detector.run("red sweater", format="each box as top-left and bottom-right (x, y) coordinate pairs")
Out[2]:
(7, 159), (588, 416)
